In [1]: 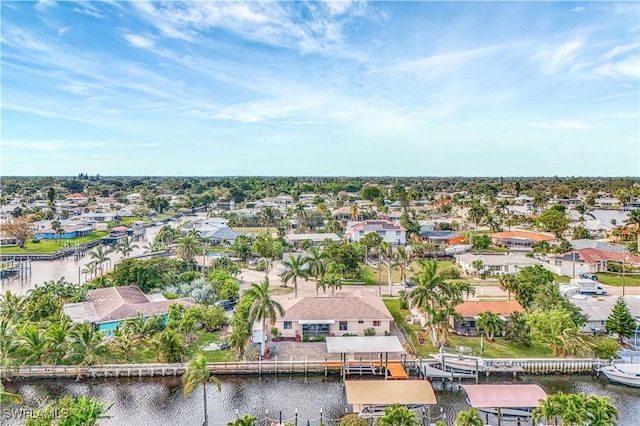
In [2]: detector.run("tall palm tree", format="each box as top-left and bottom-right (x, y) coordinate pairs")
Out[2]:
(396, 245), (411, 290)
(15, 324), (46, 365)
(116, 236), (139, 258)
(498, 273), (518, 300)
(381, 242), (395, 296)
(305, 247), (328, 295)
(586, 394), (618, 426)
(176, 233), (202, 263)
(156, 225), (179, 246)
(281, 254), (308, 298)
(81, 261), (98, 282)
(183, 353), (221, 426)
(293, 203), (307, 222)
(0, 319), (16, 367)
(575, 203), (588, 223)
(43, 319), (71, 365)
(533, 393), (566, 426)
(245, 278), (284, 357)
(89, 245), (110, 274)
(259, 206), (280, 232)
(377, 404), (418, 426)
(476, 311), (504, 341)
(624, 209), (640, 250)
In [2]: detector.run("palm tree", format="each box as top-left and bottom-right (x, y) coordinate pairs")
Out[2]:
(533, 393), (566, 426)
(43, 319), (71, 365)
(293, 203), (307, 222)
(586, 394), (618, 426)
(111, 327), (139, 362)
(156, 225), (179, 246)
(454, 408), (484, 426)
(183, 353), (221, 426)
(306, 247), (328, 295)
(476, 311), (504, 341)
(81, 261), (98, 282)
(498, 273), (518, 300)
(245, 278), (284, 357)
(116, 236), (139, 258)
(467, 201), (487, 227)
(64, 323), (106, 367)
(396, 245), (411, 290)
(259, 206), (280, 232)
(381, 241), (395, 296)
(350, 205), (359, 221)
(0, 319), (16, 367)
(89, 245), (110, 274)
(152, 329), (186, 362)
(15, 324), (46, 365)
(377, 404), (418, 426)
(575, 203), (588, 223)
(281, 254), (308, 298)
(0, 382), (23, 405)
(227, 415), (257, 426)
(176, 233), (202, 263)
(624, 209), (640, 250)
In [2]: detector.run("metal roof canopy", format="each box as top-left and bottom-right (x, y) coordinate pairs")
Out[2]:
(326, 336), (405, 354)
(462, 384), (547, 408)
(345, 380), (436, 405)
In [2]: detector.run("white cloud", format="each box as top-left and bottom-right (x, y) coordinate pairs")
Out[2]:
(58, 27), (69, 37)
(571, 7), (585, 13)
(594, 56), (640, 79)
(602, 42), (640, 60)
(535, 40), (584, 74)
(527, 120), (603, 130)
(123, 34), (155, 49)
(387, 45), (503, 76)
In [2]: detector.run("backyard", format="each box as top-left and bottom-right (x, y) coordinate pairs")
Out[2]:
(0, 231), (110, 254)
(383, 298), (554, 359)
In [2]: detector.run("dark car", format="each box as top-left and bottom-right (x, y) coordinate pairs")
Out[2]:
(214, 299), (238, 311)
(404, 280), (417, 288)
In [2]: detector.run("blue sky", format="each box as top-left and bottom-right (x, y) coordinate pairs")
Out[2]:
(1, 1), (638, 176)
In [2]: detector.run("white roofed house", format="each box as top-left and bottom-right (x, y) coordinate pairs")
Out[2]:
(455, 253), (543, 276)
(568, 296), (640, 346)
(347, 219), (406, 245)
(271, 292), (394, 339)
(285, 233), (341, 248)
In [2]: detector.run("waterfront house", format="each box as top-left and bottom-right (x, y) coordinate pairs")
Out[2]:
(549, 248), (640, 275)
(273, 292), (394, 339)
(63, 286), (195, 336)
(568, 295), (640, 345)
(490, 230), (557, 251)
(454, 253), (543, 276)
(33, 224), (94, 240)
(451, 300), (523, 336)
(347, 219), (407, 245)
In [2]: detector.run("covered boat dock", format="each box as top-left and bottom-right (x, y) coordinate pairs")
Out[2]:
(326, 336), (408, 380)
(345, 380), (437, 418)
(461, 384), (547, 425)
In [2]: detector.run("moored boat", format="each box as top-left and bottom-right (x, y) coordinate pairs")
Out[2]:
(598, 363), (640, 387)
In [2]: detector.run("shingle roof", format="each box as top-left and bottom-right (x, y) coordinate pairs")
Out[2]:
(65, 286), (195, 324)
(281, 293), (393, 321)
(455, 300), (523, 316)
(556, 248), (640, 265)
(418, 230), (462, 239)
(351, 220), (406, 231)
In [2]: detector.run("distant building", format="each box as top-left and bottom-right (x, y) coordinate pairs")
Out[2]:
(490, 230), (557, 251)
(568, 295), (640, 344)
(33, 224), (94, 240)
(63, 286), (195, 336)
(414, 230), (465, 246)
(285, 233), (341, 248)
(455, 253), (543, 276)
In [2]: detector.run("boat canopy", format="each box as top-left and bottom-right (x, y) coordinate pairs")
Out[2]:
(326, 336), (405, 354)
(462, 384), (547, 408)
(345, 380), (437, 405)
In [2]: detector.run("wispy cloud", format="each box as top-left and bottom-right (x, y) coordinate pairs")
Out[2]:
(527, 120), (604, 130)
(123, 34), (155, 49)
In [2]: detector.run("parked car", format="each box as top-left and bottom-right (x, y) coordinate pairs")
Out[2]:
(404, 280), (417, 288)
(580, 273), (599, 281)
(214, 299), (238, 311)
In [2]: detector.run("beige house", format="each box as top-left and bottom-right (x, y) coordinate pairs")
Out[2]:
(275, 292), (394, 338)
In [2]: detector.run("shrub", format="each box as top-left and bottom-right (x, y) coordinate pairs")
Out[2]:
(445, 267), (461, 279)
(364, 327), (376, 336)
(384, 330), (391, 336)
(310, 336), (326, 342)
(342, 333), (356, 337)
(339, 414), (367, 426)
(398, 290), (409, 309)
(244, 344), (259, 361)
(270, 327), (280, 340)
(302, 335), (310, 342)
(592, 337), (620, 359)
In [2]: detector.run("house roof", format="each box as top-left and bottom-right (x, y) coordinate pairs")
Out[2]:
(555, 248), (640, 265)
(64, 286), (195, 324)
(569, 295), (640, 321)
(66, 193), (85, 199)
(285, 233), (341, 242)
(281, 292), (393, 322)
(570, 239), (628, 253)
(455, 253), (542, 267)
(418, 230), (462, 240)
(326, 336), (405, 354)
(111, 226), (129, 232)
(345, 380), (436, 405)
(455, 300), (523, 316)
(491, 230), (557, 241)
(350, 219), (406, 232)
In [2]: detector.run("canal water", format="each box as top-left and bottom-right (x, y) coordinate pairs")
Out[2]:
(3, 375), (639, 426)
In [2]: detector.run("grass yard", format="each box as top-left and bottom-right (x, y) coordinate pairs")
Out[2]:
(383, 298), (553, 359)
(1, 231), (110, 254)
(597, 272), (640, 287)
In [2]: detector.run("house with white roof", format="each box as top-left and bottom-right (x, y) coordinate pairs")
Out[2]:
(347, 219), (406, 245)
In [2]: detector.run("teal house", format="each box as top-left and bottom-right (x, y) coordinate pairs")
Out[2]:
(63, 286), (195, 336)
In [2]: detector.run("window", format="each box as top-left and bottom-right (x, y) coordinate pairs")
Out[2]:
(377, 231), (385, 237)
(284, 321), (292, 330)
(358, 320), (364, 324)
(339, 321), (348, 331)
(359, 230), (364, 236)
(373, 320), (381, 327)
(395, 231), (401, 236)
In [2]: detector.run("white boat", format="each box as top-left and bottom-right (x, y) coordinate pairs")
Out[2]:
(598, 363), (640, 387)
(431, 352), (484, 372)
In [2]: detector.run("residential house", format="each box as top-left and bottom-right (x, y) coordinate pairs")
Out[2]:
(65, 193), (87, 203)
(285, 233), (341, 248)
(593, 198), (621, 209)
(347, 219), (407, 245)
(452, 300), (523, 336)
(568, 295), (640, 346)
(273, 292), (394, 339)
(548, 248), (640, 275)
(455, 253), (543, 276)
(63, 286), (195, 336)
(490, 230), (557, 251)
(33, 224), (94, 240)
(414, 230), (465, 246)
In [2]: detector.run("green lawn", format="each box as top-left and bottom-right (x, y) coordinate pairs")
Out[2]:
(233, 227), (277, 235)
(0, 231), (109, 254)
(383, 298), (553, 359)
(597, 272), (640, 287)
